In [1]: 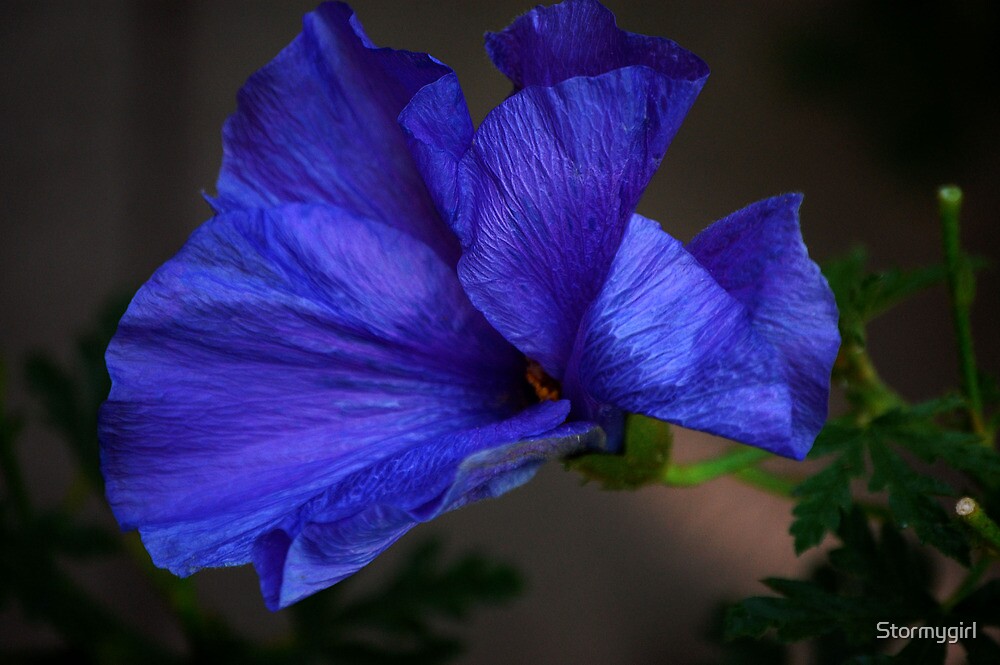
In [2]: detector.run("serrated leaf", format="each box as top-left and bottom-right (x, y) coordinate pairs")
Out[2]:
(24, 293), (129, 489)
(897, 396), (966, 419)
(702, 603), (789, 665)
(791, 442), (864, 552)
(728, 508), (942, 650)
(856, 265), (947, 322)
(291, 538), (523, 661)
(868, 441), (970, 564)
(810, 418), (867, 458)
(866, 401), (999, 489)
(727, 577), (877, 645)
(829, 512), (936, 612)
(822, 249), (948, 326)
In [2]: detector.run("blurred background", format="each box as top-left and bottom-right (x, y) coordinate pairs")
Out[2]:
(2, 0), (998, 662)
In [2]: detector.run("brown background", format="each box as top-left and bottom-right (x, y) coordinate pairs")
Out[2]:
(2, 1), (998, 662)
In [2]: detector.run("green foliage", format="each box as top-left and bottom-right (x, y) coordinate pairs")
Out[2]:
(0, 297), (523, 664)
(789, 423), (864, 553)
(789, 400), (982, 560)
(287, 539), (522, 664)
(727, 508), (940, 658)
(822, 248), (946, 348)
(723, 191), (1000, 663)
(702, 604), (789, 665)
(24, 293), (131, 487)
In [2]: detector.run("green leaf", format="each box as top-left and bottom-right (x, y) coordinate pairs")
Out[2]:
(810, 418), (867, 457)
(791, 439), (864, 552)
(868, 402), (999, 489)
(868, 441), (970, 564)
(856, 265), (947, 322)
(726, 508), (941, 651)
(829, 513), (936, 612)
(290, 538), (523, 662)
(24, 293), (130, 488)
(726, 575), (881, 645)
(822, 249), (949, 349)
(702, 604), (789, 665)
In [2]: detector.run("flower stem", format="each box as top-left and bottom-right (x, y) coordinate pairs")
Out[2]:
(939, 186), (986, 436)
(955, 497), (1000, 555)
(837, 341), (904, 424)
(732, 466), (797, 497)
(663, 446), (770, 487)
(942, 556), (991, 612)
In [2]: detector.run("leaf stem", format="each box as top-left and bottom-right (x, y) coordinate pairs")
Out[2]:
(732, 467), (797, 497)
(663, 446), (771, 487)
(837, 341), (904, 424)
(955, 497), (1000, 555)
(942, 556), (991, 612)
(939, 186), (986, 436)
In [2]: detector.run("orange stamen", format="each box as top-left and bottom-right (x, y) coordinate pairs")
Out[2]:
(525, 359), (561, 402)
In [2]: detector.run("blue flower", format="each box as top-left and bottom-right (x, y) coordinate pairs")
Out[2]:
(99, 0), (839, 610)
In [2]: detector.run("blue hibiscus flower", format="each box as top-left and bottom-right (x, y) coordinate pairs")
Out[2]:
(99, 0), (839, 610)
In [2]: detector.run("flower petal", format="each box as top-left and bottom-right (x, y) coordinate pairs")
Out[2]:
(253, 414), (602, 609)
(566, 214), (798, 457)
(686, 194), (840, 456)
(456, 67), (693, 379)
(211, 2), (459, 264)
(486, 0), (709, 90)
(100, 204), (528, 576)
(398, 72), (474, 225)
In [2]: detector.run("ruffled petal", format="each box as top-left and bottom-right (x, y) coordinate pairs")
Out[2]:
(398, 72), (474, 226)
(100, 204), (529, 576)
(486, 0), (709, 91)
(685, 194), (840, 456)
(456, 67), (692, 379)
(212, 2), (459, 264)
(566, 214), (799, 457)
(253, 412), (602, 609)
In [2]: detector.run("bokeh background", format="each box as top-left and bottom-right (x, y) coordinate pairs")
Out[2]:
(2, 0), (998, 662)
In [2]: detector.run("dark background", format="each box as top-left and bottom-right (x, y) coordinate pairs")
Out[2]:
(2, 1), (998, 662)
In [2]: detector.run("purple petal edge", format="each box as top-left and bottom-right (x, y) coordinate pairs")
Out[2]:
(486, 0), (709, 90)
(253, 411), (604, 609)
(686, 194), (841, 456)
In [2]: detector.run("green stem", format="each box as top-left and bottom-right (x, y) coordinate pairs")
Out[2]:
(955, 497), (1000, 555)
(838, 341), (905, 424)
(939, 186), (985, 436)
(942, 556), (991, 612)
(663, 446), (770, 487)
(732, 467), (797, 497)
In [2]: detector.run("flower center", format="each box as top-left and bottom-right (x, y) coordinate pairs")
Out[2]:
(525, 359), (561, 402)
